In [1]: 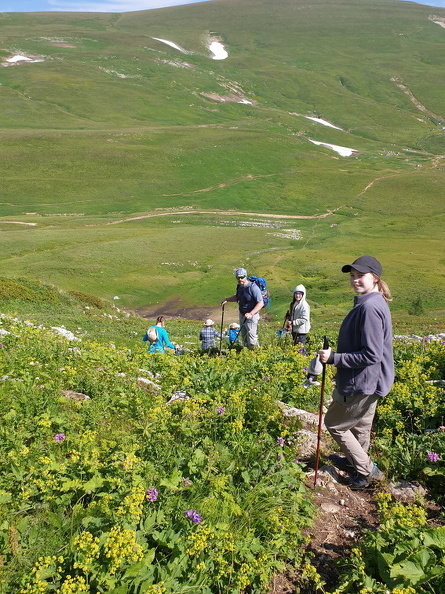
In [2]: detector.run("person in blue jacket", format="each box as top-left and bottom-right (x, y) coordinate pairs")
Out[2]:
(228, 322), (240, 345)
(143, 315), (175, 353)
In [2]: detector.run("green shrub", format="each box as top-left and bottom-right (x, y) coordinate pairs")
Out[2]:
(408, 296), (425, 316)
(328, 493), (445, 594)
(68, 290), (105, 309)
(0, 317), (316, 593)
(0, 277), (60, 304)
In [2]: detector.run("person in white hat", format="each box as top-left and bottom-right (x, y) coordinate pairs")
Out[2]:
(199, 319), (221, 354)
(228, 322), (240, 346)
(284, 284), (311, 353)
(220, 268), (264, 349)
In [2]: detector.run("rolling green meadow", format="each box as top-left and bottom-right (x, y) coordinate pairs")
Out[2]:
(0, 0), (444, 328)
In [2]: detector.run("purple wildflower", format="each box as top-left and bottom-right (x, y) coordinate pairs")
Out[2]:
(277, 437), (285, 447)
(182, 477), (193, 488)
(122, 458), (133, 471)
(185, 509), (202, 523)
(289, 484), (295, 489)
(439, 426), (445, 430)
(427, 452), (440, 463)
(53, 433), (66, 443)
(216, 406), (226, 415)
(146, 488), (158, 502)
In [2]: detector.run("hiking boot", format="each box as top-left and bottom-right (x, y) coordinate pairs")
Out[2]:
(349, 464), (384, 490)
(328, 454), (354, 472)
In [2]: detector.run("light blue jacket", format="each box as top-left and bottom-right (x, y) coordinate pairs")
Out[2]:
(143, 326), (175, 353)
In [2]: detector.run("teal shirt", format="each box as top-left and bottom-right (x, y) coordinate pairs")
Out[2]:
(143, 326), (175, 353)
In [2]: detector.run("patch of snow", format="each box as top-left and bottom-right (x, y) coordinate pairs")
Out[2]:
(209, 41), (228, 60)
(6, 55), (44, 64)
(7, 55), (32, 63)
(305, 116), (342, 130)
(152, 38), (189, 54)
(238, 99), (253, 105)
(309, 139), (357, 157)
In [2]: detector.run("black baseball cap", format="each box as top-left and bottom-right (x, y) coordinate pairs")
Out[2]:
(341, 256), (382, 277)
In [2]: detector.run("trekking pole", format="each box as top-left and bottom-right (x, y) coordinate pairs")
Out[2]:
(219, 303), (225, 355)
(314, 335), (329, 488)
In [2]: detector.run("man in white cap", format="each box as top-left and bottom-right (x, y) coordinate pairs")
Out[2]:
(221, 268), (264, 349)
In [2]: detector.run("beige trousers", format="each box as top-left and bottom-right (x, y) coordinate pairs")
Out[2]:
(324, 388), (379, 476)
(239, 312), (260, 349)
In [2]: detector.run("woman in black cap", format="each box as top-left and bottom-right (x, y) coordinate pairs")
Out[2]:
(318, 256), (394, 489)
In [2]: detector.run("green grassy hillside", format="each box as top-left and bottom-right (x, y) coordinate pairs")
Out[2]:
(0, 0), (444, 326)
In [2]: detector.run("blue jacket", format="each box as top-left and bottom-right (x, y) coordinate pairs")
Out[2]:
(228, 328), (240, 343)
(332, 292), (394, 398)
(143, 326), (175, 353)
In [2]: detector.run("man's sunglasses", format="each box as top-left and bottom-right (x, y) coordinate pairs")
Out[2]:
(236, 275), (246, 279)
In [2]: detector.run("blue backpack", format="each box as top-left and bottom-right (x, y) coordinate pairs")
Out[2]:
(248, 276), (270, 309)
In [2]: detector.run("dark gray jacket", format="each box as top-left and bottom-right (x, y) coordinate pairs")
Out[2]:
(236, 282), (263, 315)
(332, 292), (394, 398)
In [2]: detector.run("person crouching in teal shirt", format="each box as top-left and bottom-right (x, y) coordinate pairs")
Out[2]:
(143, 315), (175, 353)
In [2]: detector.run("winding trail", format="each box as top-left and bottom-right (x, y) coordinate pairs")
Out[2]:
(159, 173), (277, 196)
(97, 206), (346, 226)
(357, 152), (444, 197)
(357, 173), (401, 197)
(390, 76), (444, 122)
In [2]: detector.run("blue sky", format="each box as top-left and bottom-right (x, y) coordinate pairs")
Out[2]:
(1, 0), (214, 13)
(401, 0), (445, 5)
(1, 0), (444, 13)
